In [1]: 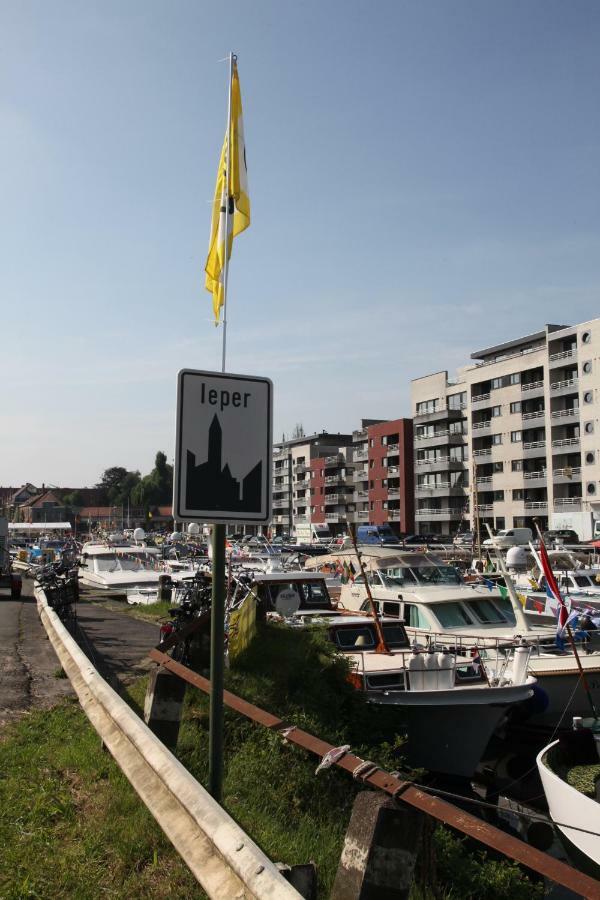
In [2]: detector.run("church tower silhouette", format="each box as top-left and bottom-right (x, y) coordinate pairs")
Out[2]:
(186, 414), (262, 513)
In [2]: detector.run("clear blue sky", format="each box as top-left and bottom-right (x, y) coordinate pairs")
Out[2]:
(3, 0), (600, 486)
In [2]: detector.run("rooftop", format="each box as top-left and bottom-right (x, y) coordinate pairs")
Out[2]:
(470, 324), (568, 361)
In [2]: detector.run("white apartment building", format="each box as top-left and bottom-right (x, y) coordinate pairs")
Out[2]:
(411, 317), (600, 539)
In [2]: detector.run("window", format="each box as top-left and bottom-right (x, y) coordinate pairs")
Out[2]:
(369, 460), (374, 469)
(448, 392), (467, 410)
(493, 490), (504, 501)
(491, 406), (502, 417)
(433, 602), (474, 629)
(513, 489), (524, 500)
(587, 483), (597, 495)
(511, 431), (522, 443)
(491, 377), (502, 390)
(509, 373), (521, 385)
(492, 461), (504, 473)
(495, 517), (505, 530)
(491, 433), (502, 445)
(381, 436), (386, 445)
(512, 459), (523, 472)
(510, 401), (522, 414)
(416, 399), (438, 414)
(583, 361), (592, 374)
(582, 331), (592, 344)
(466, 599), (507, 624)
(403, 604), (429, 628)
(584, 392), (593, 404)
(369, 480), (374, 488)
(586, 452), (595, 464)
(585, 422), (594, 435)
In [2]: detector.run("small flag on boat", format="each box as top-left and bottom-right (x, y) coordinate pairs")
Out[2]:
(537, 533), (570, 644)
(470, 648), (482, 675)
(205, 57), (250, 325)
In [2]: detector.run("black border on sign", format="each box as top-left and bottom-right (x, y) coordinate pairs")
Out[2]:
(173, 369), (273, 525)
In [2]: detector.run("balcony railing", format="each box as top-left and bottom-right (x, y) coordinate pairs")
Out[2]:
(523, 440), (546, 450)
(554, 497), (582, 508)
(552, 437), (580, 448)
(417, 481), (451, 491)
(522, 380), (544, 392)
(523, 470), (547, 480)
(524, 500), (548, 510)
(387, 465), (399, 475)
(386, 443), (400, 453)
(476, 504), (494, 512)
(358, 510), (369, 519)
(472, 421), (491, 430)
(551, 408), (578, 420)
(324, 454), (343, 466)
(353, 451), (368, 463)
(472, 392), (491, 403)
(416, 430), (448, 441)
(476, 475), (493, 484)
(324, 494), (343, 504)
(553, 466), (581, 478)
(522, 410), (545, 421)
(549, 349), (575, 362)
(472, 448), (492, 457)
(550, 377), (578, 392)
(415, 507), (464, 518)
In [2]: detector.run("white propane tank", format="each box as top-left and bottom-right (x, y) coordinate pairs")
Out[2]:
(133, 527), (146, 542)
(424, 648), (439, 690)
(408, 648), (425, 691)
(512, 643), (530, 684)
(437, 651), (454, 690)
(170, 531), (183, 542)
(187, 522), (200, 536)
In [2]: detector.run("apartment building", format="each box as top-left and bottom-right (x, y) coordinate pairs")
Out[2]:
(271, 419), (415, 538)
(271, 432), (353, 537)
(411, 317), (600, 538)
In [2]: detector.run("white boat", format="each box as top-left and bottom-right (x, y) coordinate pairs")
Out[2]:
(537, 733), (600, 870)
(325, 615), (535, 778)
(79, 541), (198, 599)
(325, 550), (600, 725)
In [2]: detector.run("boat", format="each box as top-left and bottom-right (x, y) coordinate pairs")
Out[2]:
(537, 724), (600, 872)
(78, 541), (198, 598)
(325, 615), (535, 778)
(327, 550), (600, 725)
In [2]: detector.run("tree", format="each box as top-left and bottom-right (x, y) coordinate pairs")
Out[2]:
(62, 490), (84, 510)
(131, 451), (173, 513)
(96, 467), (141, 506)
(292, 423), (305, 439)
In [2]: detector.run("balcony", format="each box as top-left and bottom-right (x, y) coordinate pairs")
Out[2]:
(415, 507), (464, 519)
(325, 513), (342, 523)
(272, 499), (290, 509)
(554, 497), (582, 509)
(415, 457), (466, 473)
(523, 470), (547, 481)
(472, 448), (492, 457)
(522, 410), (545, 422)
(353, 451), (368, 463)
(353, 469), (369, 483)
(472, 420), (491, 431)
(471, 392), (491, 404)
(551, 437), (580, 451)
(476, 504), (494, 513)
(358, 510), (369, 519)
(551, 408), (579, 421)
(524, 500), (548, 510)
(324, 454), (343, 466)
(414, 406), (463, 424)
(550, 377), (578, 394)
(324, 493), (343, 504)
(388, 510), (401, 521)
(522, 440), (546, 451)
(293, 462), (306, 474)
(549, 348), (576, 365)
(386, 443), (400, 454)
(521, 380), (544, 393)
(294, 481), (307, 492)
(553, 466), (582, 482)
(387, 489), (400, 500)
(356, 490), (368, 500)
(476, 475), (493, 484)
(325, 474), (347, 485)
(387, 465), (399, 475)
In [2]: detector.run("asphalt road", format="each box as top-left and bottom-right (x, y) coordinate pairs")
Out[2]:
(0, 579), (73, 729)
(74, 594), (160, 686)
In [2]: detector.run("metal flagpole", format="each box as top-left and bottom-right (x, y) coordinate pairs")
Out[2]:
(220, 51), (234, 376)
(209, 50), (234, 802)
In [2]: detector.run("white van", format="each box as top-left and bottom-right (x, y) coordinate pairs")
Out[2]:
(483, 527), (533, 549)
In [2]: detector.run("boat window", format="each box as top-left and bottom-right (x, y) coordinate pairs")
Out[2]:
(466, 598), (507, 624)
(333, 626), (376, 649)
(412, 566), (463, 586)
(455, 664), (486, 683)
(573, 575), (593, 588)
(432, 602), (474, 628)
(403, 603), (430, 629)
(95, 556), (119, 572)
(381, 567), (417, 585)
(381, 623), (410, 648)
(301, 580), (330, 606)
(493, 595), (517, 624)
(366, 673), (405, 690)
(119, 556), (150, 571)
(383, 601), (402, 618)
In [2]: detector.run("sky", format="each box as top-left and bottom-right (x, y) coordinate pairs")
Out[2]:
(2, 0), (600, 486)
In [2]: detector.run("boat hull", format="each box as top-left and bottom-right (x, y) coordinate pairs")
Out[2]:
(368, 681), (534, 778)
(527, 657), (600, 725)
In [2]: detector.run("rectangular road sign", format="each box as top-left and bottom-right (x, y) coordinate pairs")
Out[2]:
(174, 369), (272, 524)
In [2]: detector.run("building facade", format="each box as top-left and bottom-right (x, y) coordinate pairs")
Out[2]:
(411, 317), (600, 538)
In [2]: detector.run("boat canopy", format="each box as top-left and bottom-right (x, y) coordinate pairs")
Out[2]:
(9, 522), (72, 532)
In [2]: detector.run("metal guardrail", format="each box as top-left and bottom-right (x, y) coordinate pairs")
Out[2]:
(150, 649), (600, 899)
(34, 587), (299, 900)
(522, 380), (544, 392)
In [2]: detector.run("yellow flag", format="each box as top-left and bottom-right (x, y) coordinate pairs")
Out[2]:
(205, 59), (250, 324)
(228, 591), (257, 662)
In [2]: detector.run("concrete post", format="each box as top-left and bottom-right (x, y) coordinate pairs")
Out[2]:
(331, 791), (425, 900)
(144, 665), (186, 750)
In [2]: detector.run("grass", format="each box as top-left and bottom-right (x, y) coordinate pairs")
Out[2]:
(567, 763), (600, 798)
(126, 621), (544, 899)
(0, 699), (205, 899)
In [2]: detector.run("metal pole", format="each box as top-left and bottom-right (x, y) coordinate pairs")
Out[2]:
(220, 52), (234, 374)
(208, 521), (226, 799)
(209, 52), (234, 802)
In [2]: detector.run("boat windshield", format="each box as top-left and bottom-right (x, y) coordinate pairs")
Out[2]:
(573, 575), (595, 588)
(431, 602), (474, 628)
(380, 564), (462, 586)
(95, 554), (152, 573)
(331, 622), (410, 650)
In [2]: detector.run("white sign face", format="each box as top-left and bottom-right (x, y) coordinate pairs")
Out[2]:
(174, 369), (272, 524)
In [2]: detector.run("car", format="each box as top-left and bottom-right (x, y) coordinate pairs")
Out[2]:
(454, 531), (474, 546)
(542, 529), (580, 545)
(403, 533), (442, 545)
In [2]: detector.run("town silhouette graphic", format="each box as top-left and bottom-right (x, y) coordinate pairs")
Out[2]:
(186, 414), (262, 513)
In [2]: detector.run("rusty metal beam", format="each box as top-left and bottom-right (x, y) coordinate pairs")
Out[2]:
(148, 648), (600, 900)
